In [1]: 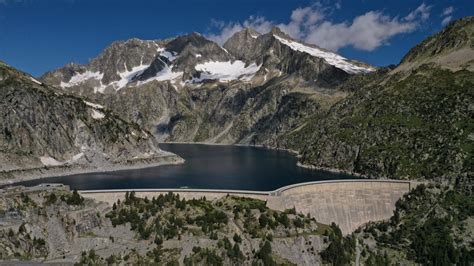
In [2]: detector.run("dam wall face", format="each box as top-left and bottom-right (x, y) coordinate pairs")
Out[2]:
(80, 180), (411, 234)
(266, 181), (410, 234)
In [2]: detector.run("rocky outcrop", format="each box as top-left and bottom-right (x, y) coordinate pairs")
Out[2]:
(279, 18), (474, 189)
(38, 19), (473, 189)
(224, 27), (358, 86)
(397, 16), (474, 71)
(39, 27), (374, 146)
(0, 61), (175, 182)
(0, 184), (329, 264)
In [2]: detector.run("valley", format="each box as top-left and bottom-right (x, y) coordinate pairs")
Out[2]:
(0, 12), (472, 265)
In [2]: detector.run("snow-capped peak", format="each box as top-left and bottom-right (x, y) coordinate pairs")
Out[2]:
(273, 35), (375, 74)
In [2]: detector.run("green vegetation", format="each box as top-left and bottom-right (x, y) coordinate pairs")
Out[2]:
(106, 192), (231, 241)
(255, 240), (276, 265)
(106, 193), (321, 264)
(276, 56), (473, 191)
(319, 223), (355, 265)
(184, 247), (223, 266)
(326, 184), (474, 265)
(60, 189), (84, 205)
(76, 250), (103, 266)
(0, 227), (49, 260)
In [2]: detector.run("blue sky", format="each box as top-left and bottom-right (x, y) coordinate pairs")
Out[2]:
(0, 0), (472, 77)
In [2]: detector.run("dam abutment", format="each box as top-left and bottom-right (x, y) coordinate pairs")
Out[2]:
(80, 180), (414, 234)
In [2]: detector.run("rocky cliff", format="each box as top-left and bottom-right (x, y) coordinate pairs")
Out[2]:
(277, 17), (473, 191)
(41, 27), (373, 145)
(0, 61), (178, 182)
(0, 184), (331, 264)
(39, 18), (473, 189)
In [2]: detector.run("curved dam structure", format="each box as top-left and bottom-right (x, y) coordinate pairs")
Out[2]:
(80, 180), (413, 234)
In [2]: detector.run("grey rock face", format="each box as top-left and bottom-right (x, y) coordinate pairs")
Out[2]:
(0, 61), (163, 173)
(90, 38), (161, 84)
(225, 27), (354, 85)
(163, 32), (234, 80)
(42, 38), (164, 93)
(42, 27), (373, 95)
(37, 28), (376, 161)
(223, 28), (261, 61)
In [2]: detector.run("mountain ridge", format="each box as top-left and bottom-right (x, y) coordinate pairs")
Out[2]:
(5, 17), (474, 190)
(0, 60), (182, 184)
(41, 26), (375, 95)
(277, 17), (473, 192)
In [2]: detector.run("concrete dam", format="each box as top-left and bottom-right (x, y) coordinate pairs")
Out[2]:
(80, 180), (413, 234)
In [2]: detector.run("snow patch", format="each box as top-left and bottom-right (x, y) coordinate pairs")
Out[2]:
(194, 60), (261, 82)
(40, 156), (63, 166)
(157, 47), (178, 61)
(91, 109), (105, 119)
(273, 35), (374, 74)
(109, 63), (150, 90)
(137, 64), (183, 85)
(30, 77), (42, 85)
(60, 71), (103, 88)
(71, 153), (84, 162)
(220, 46), (230, 54)
(83, 100), (103, 109)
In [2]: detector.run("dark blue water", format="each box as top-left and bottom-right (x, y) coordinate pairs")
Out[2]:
(13, 144), (356, 191)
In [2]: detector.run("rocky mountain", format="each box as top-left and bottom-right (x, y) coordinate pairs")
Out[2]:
(224, 27), (374, 85)
(41, 27), (374, 145)
(277, 17), (473, 191)
(0, 61), (180, 183)
(0, 184), (332, 264)
(42, 27), (374, 95)
(1, 14), (473, 266)
(40, 18), (472, 189)
(397, 16), (474, 71)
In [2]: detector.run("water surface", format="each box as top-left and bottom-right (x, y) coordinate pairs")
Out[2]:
(14, 144), (356, 190)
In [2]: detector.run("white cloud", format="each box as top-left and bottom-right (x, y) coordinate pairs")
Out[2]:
(442, 6), (454, 16)
(277, 6), (325, 40)
(207, 3), (429, 52)
(404, 3), (432, 22)
(440, 6), (454, 26)
(441, 16), (453, 26)
(304, 12), (417, 51)
(206, 22), (244, 46)
(207, 16), (273, 45)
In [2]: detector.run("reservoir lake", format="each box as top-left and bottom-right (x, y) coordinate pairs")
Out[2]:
(15, 144), (356, 191)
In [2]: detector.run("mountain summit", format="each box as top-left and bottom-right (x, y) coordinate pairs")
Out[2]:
(38, 29), (377, 146)
(34, 18), (474, 189)
(42, 29), (374, 95)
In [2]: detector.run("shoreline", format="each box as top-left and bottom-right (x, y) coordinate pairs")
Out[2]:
(1, 142), (374, 187)
(163, 142), (371, 178)
(296, 162), (370, 179)
(0, 154), (185, 186)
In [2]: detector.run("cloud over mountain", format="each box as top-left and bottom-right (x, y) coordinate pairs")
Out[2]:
(208, 3), (431, 52)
